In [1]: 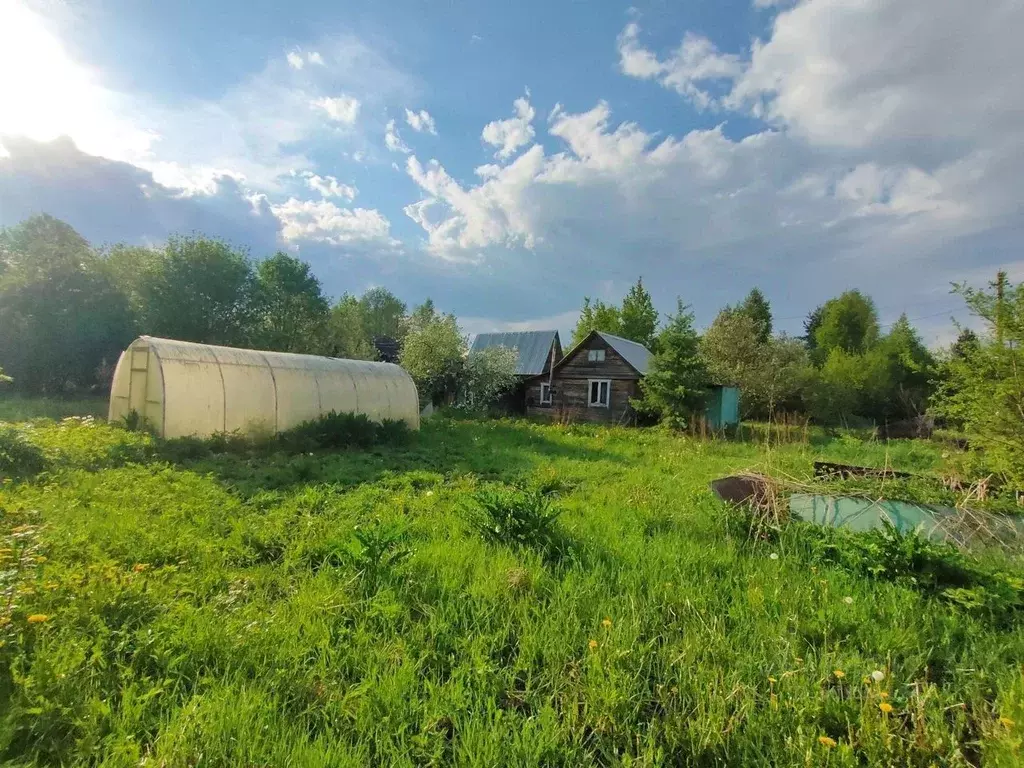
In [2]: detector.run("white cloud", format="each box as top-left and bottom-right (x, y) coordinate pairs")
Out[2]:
(270, 197), (394, 246)
(384, 119), (411, 153)
(301, 172), (357, 200)
(287, 50), (325, 69)
(481, 96), (536, 160)
(311, 95), (361, 124)
(404, 108), (437, 135)
(617, 23), (743, 110)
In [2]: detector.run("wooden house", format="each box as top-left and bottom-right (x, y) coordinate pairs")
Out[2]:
(524, 330), (648, 423)
(524, 329), (741, 427)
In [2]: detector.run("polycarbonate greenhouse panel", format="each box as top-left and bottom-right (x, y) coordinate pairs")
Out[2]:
(109, 336), (420, 438)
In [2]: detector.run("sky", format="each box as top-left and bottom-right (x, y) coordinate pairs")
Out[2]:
(1, 0), (1022, 344)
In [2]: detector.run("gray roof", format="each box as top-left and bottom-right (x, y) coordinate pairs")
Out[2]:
(596, 331), (651, 374)
(470, 330), (560, 376)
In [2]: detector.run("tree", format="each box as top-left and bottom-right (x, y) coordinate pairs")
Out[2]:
(737, 288), (773, 344)
(460, 346), (519, 413)
(324, 294), (377, 360)
(0, 215), (134, 392)
(571, 297), (621, 346)
(619, 278), (659, 348)
(253, 252), (329, 352)
(871, 314), (935, 420)
(138, 235), (260, 346)
(408, 298), (437, 329)
(634, 300), (709, 427)
(950, 328), (979, 360)
(702, 310), (809, 418)
(399, 312), (466, 406)
(360, 287), (407, 341)
(803, 305), (824, 351)
(934, 275), (1024, 485)
(813, 290), (880, 358)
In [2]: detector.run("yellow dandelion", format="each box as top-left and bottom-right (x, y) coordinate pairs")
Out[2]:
(880, 691), (889, 699)
(833, 670), (845, 679)
(818, 736), (837, 748)
(999, 717), (1015, 728)
(879, 702), (893, 714)
(768, 676), (777, 683)
(26, 614), (49, 624)
(588, 639), (598, 650)
(601, 617), (612, 629)
(132, 563), (148, 573)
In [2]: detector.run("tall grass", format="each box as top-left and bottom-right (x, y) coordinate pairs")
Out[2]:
(0, 412), (1020, 766)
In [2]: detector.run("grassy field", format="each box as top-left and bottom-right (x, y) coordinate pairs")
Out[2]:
(0, 411), (1021, 766)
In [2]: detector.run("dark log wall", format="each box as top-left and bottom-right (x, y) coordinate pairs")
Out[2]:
(525, 334), (640, 423)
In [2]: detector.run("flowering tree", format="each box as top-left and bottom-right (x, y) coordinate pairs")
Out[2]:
(460, 346), (519, 413)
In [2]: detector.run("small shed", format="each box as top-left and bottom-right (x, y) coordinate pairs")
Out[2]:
(706, 385), (740, 429)
(108, 336), (419, 438)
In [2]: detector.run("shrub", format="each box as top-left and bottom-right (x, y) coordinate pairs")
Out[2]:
(376, 418), (411, 445)
(802, 521), (1023, 620)
(471, 485), (569, 563)
(0, 424), (46, 479)
(280, 411), (378, 450)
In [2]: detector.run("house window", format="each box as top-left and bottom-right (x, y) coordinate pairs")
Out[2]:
(588, 379), (611, 408)
(539, 382), (552, 405)
(587, 349), (606, 362)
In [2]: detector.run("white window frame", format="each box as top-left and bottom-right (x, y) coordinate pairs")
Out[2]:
(539, 382), (552, 405)
(588, 379), (611, 408)
(587, 349), (606, 362)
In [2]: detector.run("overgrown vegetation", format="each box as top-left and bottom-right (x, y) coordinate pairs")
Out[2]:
(0, 411), (1021, 765)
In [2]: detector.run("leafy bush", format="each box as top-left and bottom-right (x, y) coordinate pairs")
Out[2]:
(802, 521), (1023, 620)
(376, 418), (411, 445)
(458, 346), (519, 414)
(343, 521), (411, 591)
(280, 411), (380, 450)
(471, 485), (569, 562)
(0, 424), (46, 479)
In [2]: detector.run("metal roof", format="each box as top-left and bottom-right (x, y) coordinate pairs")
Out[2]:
(469, 330), (560, 376)
(596, 331), (651, 374)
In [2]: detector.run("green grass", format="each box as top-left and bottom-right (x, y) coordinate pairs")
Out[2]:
(0, 394), (108, 422)
(1, 414), (1022, 766)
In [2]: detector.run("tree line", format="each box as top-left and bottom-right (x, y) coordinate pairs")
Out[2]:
(0, 215), (416, 393)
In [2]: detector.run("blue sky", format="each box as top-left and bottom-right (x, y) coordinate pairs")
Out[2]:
(2, 0), (1022, 343)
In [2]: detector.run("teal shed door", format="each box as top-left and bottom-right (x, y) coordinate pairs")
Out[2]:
(705, 387), (740, 429)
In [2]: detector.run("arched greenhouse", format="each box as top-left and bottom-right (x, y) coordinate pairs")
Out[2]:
(108, 336), (420, 438)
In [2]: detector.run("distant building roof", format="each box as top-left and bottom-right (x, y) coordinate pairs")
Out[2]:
(595, 331), (651, 374)
(372, 336), (401, 363)
(470, 330), (560, 376)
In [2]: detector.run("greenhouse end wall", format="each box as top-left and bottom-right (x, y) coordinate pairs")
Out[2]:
(109, 336), (419, 438)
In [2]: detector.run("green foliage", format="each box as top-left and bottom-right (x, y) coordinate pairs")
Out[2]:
(934, 274), (1024, 485)
(570, 297), (622, 345)
(0, 424), (46, 479)
(813, 290), (880, 359)
(702, 311), (809, 418)
(635, 300), (709, 426)
(137, 234), (261, 346)
(471, 485), (568, 562)
(253, 252), (330, 352)
(359, 286), (407, 341)
(803, 522), (1022, 620)
(459, 345), (519, 414)
(737, 287), (773, 344)
(618, 277), (659, 348)
(324, 294), (378, 360)
(400, 311), (465, 406)
(279, 411), (409, 451)
(0, 215), (134, 392)
(343, 520), (412, 591)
